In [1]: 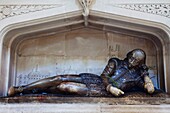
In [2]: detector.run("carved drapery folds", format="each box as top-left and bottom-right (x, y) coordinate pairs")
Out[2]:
(113, 4), (170, 18)
(78, 0), (94, 26)
(0, 5), (61, 20)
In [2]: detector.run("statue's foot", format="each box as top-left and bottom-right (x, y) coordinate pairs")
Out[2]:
(7, 86), (23, 97)
(7, 86), (16, 97)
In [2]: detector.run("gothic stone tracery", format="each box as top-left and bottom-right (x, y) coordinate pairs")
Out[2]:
(113, 4), (170, 18)
(0, 5), (61, 20)
(0, 3), (170, 20)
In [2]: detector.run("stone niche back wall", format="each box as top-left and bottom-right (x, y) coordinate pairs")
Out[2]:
(15, 28), (158, 87)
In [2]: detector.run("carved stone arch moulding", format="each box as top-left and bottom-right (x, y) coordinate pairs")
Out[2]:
(113, 4), (170, 18)
(0, 4), (62, 20)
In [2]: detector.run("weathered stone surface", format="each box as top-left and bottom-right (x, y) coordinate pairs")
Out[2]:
(0, 91), (169, 104)
(0, 92), (170, 113)
(0, 103), (170, 113)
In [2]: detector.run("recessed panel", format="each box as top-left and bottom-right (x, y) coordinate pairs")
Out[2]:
(15, 28), (158, 87)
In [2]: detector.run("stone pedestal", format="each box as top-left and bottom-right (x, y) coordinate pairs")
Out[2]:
(0, 103), (170, 113)
(0, 92), (170, 113)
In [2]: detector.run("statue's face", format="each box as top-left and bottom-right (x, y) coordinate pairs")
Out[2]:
(128, 50), (145, 67)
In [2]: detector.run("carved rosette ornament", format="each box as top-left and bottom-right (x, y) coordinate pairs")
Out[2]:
(113, 4), (170, 18)
(0, 5), (61, 20)
(78, 0), (94, 26)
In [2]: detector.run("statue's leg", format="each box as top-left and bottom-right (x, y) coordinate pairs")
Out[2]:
(55, 82), (88, 95)
(8, 74), (82, 96)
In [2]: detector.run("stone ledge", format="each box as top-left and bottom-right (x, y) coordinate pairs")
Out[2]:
(0, 96), (170, 105)
(0, 103), (170, 113)
(0, 91), (170, 105)
(0, 92), (169, 113)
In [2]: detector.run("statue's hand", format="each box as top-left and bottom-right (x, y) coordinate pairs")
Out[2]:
(144, 76), (154, 94)
(107, 84), (124, 96)
(144, 82), (155, 94)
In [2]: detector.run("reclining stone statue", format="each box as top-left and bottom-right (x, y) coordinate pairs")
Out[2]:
(8, 49), (155, 97)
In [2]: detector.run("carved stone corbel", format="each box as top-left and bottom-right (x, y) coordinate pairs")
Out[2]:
(78, 0), (94, 26)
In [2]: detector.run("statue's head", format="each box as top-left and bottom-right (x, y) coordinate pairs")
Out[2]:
(126, 49), (146, 68)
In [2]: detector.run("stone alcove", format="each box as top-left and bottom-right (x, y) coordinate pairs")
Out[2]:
(0, 1), (170, 112)
(0, 10), (169, 97)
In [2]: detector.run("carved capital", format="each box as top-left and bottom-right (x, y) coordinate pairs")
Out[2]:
(0, 5), (61, 20)
(113, 4), (170, 18)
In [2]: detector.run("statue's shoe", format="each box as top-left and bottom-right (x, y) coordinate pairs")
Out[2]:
(7, 86), (16, 97)
(8, 86), (24, 96)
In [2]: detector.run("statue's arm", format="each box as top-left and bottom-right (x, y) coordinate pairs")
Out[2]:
(101, 58), (124, 96)
(141, 65), (155, 94)
(101, 59), (115, 87)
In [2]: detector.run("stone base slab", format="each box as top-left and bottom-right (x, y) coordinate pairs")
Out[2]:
(0, 92), (169, 113)
(0, 103), (170, 113)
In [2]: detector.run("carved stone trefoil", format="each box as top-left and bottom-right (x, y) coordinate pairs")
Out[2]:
(113, 4), (170, 18)
(0, 5), (61, 20)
